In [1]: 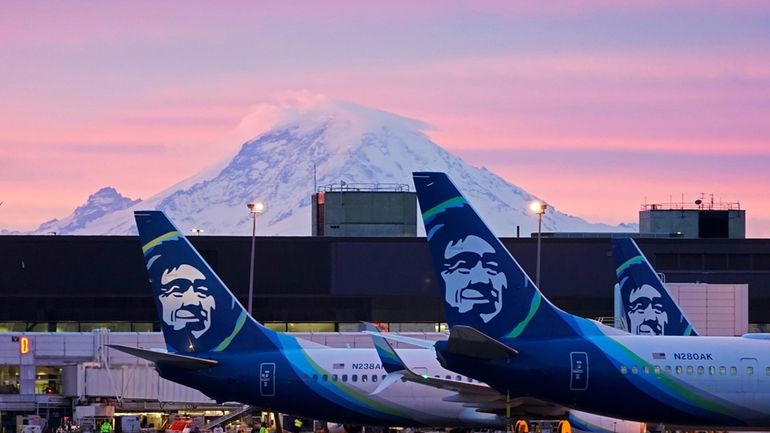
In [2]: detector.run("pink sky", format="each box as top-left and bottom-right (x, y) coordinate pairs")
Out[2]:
(1, 1), (769, 236)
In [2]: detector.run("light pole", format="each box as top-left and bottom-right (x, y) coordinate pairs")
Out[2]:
(529, 201), (548, 288)
(247, 201), (265, 315)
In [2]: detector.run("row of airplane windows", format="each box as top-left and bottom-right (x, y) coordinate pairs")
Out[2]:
(619, 365), (770, 376)
(303, 373), (476, 383)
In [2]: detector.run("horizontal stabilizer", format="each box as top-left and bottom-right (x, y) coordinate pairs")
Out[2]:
(445, 326), (519, 360)
(108, 344), (218, 370)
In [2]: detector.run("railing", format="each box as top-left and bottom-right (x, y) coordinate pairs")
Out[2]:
(317, 182), (410, 193)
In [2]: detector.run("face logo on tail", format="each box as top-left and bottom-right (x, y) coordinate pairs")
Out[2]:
(158, 264), (216, 338)
(626, 283), (668, 335)
(441, 234), (508, 323)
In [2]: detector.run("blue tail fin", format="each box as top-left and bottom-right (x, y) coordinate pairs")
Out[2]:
(134, 210), (277, 353)
(413, 172), (574, 340)
(613, 237), (698, 336)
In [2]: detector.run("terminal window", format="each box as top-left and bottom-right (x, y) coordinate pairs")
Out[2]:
(0, 365), (20, 394)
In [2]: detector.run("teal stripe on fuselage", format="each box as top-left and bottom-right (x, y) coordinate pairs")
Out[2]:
(264, 331), (421, 424)
(570, 318), (745, 424)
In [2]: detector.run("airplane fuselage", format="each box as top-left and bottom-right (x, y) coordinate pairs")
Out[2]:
(157, 346), (504, 428)
(438, 333), (770, 428)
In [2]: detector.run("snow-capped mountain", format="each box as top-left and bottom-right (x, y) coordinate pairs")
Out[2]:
(29, 100), (635, 236)
(33, 187), (141, 234)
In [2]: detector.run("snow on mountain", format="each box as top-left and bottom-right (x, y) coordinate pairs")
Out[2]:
(25, 100), (635, 236)
(30, 187), (141, 234)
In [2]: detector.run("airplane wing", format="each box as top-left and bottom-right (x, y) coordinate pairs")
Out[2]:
(108, 344), (219, 370)
(443, 325), (519, 360)
(365, 325), (565, 418)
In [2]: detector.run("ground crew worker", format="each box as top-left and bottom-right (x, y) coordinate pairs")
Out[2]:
(100, 421), (112, 433)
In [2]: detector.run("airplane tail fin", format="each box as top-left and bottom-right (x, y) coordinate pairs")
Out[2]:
(134, 211), (279, 353)
(612, 237), (698, 336)
(412, 172), (575, 340)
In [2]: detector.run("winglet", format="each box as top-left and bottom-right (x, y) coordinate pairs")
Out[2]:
(364, 322), (408, 374)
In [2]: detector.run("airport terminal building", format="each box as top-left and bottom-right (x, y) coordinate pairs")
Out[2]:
(2, 234), (770, 333)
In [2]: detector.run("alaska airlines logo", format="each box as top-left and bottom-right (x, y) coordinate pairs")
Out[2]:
(626, 283), (669, 335)
(158, 263), (216, 338)
(441, 234), (508, 323)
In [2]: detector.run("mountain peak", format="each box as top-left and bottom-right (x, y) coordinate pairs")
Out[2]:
(21, 99), (633, 237)
(33, 187), (141, 234)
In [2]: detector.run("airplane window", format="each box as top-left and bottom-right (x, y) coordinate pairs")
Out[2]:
(467, 377), (473, 382)
(332, 374), (338, 382)
(362, 375), (368, 382)
(686, 366), (694, 375)
(302, 374), (308, 381)
(676, 366), (683, 375)
(643, 366), (650, 375)
(766, 367), (770, 376)
(372, 375), (378, 383)
(312, 374), (318, 381)
(445, 375), (452, 379)
(747, 367), (754, 376)
(653, 366), (661, 375)
(697, 366), (704, 375)
(352, 374), (358, 382)
(664, 366), (672, 374)
(456, 375), (462, 381)
(631, 366), (638, 375)
(434, 375), (440, 378)
(382, 375), (387, 381)
(322, 374), (328, 381)
(620, 366), (627, 375)
(719, 366), (726, 375)
(709, 366), (716, 375)
(730, 367), (737, 376)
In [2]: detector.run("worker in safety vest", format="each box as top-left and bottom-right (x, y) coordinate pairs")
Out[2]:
(100, 421), (112, 433)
